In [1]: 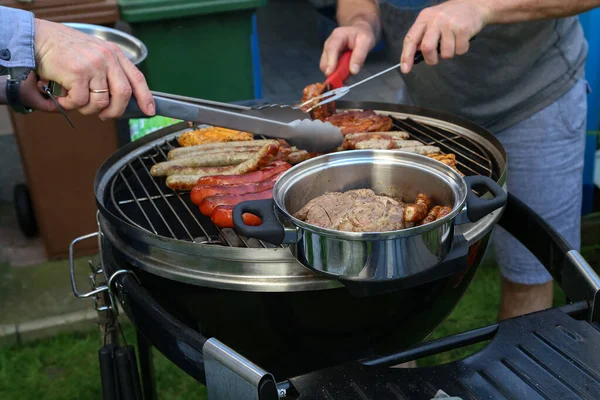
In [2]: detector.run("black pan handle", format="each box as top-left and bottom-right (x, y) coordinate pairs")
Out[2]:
(464, 175), (507, 222)
(232, 199), (285, 245)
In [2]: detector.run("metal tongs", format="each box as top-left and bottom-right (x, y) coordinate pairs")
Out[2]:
(121, 92), (344, 153)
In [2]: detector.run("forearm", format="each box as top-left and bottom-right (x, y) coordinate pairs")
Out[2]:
(337, 0), (382, 40)
(482, 0), (600, 24)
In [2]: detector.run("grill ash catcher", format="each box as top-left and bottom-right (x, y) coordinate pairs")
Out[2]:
(69, 101), (600, 399)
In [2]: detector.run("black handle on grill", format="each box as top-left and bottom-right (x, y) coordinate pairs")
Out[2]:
(99, 344), (119, 400)
(232, 199), (286, 245)
(464, 175), (507, 222)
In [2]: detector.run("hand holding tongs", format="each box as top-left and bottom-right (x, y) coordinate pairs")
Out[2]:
(301, 38), (476, 112)
(299, 51), (427, 113)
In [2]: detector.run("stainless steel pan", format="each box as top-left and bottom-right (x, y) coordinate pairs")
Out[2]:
(233, 150), (506, 294)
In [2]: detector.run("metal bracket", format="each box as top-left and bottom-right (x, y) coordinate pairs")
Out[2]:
(69, 231), (140, 317)
(561, 250), (600, 322)
(203, 338), (280, 400)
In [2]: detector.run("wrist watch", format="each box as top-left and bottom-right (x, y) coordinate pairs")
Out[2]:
(6, 67), (33, 114)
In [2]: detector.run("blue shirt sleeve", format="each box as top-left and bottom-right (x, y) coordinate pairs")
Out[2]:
(0, 6), (35, 72)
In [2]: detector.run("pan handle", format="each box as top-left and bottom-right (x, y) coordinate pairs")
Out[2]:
(233, 199), (298, 245)
(459, 176), (507, 224)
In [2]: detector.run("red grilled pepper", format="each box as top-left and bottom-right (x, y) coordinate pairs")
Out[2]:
(211, 205), (262, 228)
(191, 171), (285, 206)
(199, 188), (273, 216)
(196, 161), (291, 187)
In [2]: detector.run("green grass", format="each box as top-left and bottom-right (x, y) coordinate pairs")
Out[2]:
(0, 261), (573, 400)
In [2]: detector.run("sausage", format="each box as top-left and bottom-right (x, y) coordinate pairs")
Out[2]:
(353, 139), (394, 150)
(403, 193), (431, 223)
(191, 171), (284, 206)
(418, 205), (441, 226)
(167, 139), (277, 159)
(199, 188), (274, 216)
(396, 146), (441, 156)
(287, 150), (320, 165)
(415, 193), (431, 209)
(210, 205), (262, 229)
(344, 131), (409, 141)
(196, 161), (291, 186)
(151, 152), (254, 176)
(392, 140), (425, 148)
(165, 143), (280, 191)
(163, 165), (237, 176)
(436, 206), (452, 220)
(168, 146), (265, 160)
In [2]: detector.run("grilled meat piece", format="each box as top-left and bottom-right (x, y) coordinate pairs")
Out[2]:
(294, 189), (406, 232)
(301, 82), (336, 120)
(426, 153), (464, 175)
(325, 110), (393, 135)
(177, 127), (254, 147)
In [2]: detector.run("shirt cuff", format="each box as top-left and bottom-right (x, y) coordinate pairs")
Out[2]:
(0, 6), (35, 70)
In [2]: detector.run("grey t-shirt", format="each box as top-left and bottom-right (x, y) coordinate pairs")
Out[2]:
(379, 0), (588, 133)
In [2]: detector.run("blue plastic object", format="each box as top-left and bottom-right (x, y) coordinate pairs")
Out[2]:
(579, 10), (600, 215)
(251, 13), (263, 100)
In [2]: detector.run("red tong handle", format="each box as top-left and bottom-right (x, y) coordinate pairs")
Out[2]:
(325, 51), (352, 89)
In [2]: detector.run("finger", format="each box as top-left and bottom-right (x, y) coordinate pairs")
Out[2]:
(321, 31), (349, 75)
(348, 34), (373, 75)
(21, 90), (57, 112)
(113, 50), (155, 116)
(439, 23), (456, 60)
(420, 24), (441, 65)
(78, 75), (110, 115)
(97, 55), (132, 120)
(401, 21), (427, 74)
(455, 28), (471, 55)
(57, 79), (90, 110)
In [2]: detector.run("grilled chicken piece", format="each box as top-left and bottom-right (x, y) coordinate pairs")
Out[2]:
(325, 110), (393, 135)
(301, 82), (336, 120)
(177, 127), (254, 147)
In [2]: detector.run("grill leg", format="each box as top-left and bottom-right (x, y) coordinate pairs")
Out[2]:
(137, 330), (157, 400)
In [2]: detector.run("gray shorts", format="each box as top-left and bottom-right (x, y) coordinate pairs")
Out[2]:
(398, 78), (589, 284)
(492, 78), (588, 284)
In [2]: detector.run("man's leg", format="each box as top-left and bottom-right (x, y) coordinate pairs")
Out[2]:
(493, 79), (588, 321)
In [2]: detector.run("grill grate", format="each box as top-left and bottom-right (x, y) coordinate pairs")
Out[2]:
(392, 117), (494, 179)
(109, 114), (497, 247)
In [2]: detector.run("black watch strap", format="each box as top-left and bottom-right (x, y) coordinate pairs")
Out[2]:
(6, 67), (33, 114)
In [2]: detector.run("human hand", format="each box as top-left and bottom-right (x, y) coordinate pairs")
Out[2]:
(33, 19), (155, 120)
(400, 0), (492, 74)
(320, 20), (377, 76)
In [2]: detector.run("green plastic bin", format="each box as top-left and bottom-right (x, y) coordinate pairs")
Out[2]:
(118, 0), (266, 102)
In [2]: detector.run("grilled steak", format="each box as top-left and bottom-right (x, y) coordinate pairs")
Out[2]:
(294, 189), (406, 232)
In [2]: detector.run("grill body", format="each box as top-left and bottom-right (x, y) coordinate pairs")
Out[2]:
(94, 101), (508, 379)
